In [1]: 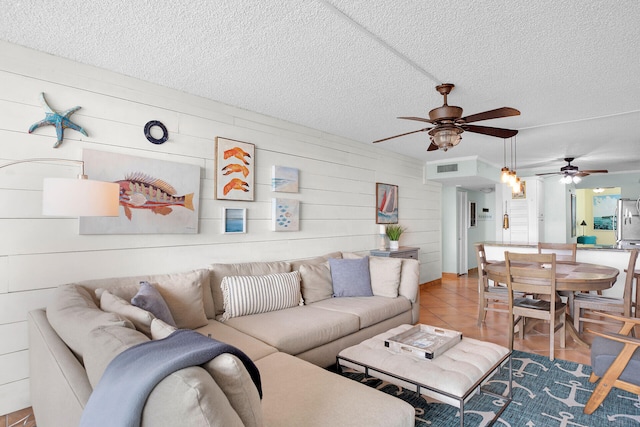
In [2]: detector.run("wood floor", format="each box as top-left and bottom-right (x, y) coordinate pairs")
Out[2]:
(418, 270), (611, 365)
(3, 270), (604, 423)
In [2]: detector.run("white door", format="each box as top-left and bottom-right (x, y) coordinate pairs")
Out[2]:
(457, 191), (468, 275)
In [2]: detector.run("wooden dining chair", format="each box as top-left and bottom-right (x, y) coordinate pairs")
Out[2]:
(476, 243), (509, 326)
(505, 251), (566, 361)
(584, 312), (640, 414)
(537, 242), (577, 262)
(573, 249), (639, 334)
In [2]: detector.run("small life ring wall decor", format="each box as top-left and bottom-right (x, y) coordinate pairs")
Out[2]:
(144, 120), (168, 145)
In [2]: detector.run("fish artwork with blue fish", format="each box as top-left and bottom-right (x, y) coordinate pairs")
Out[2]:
(117, 172), (194, 220)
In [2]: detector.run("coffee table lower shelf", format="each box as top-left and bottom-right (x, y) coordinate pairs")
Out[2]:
(336, 324), (512, 427)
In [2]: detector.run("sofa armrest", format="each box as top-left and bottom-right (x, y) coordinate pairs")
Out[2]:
(28, 308), (92, 427)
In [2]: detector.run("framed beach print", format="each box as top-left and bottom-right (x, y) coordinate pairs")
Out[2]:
(376, 183), (398, 224)
(272, 166), (299, 193)
(222, 207), (247, 234)
(215, 137), (255, 201)
(79, 149), (200, 234)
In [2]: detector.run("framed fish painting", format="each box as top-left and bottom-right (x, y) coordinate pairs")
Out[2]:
(79, 149), (200, 234)
(215, 137), (255, 201)
(376, 183), (398, 224)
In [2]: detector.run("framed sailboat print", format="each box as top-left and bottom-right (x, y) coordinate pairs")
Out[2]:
(376, 183), (398, 224)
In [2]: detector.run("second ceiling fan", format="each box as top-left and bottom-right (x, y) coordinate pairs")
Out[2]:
(373, 83), (520, 151)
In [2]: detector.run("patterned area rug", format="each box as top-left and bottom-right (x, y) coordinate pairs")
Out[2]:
(339, 350), (640, 426)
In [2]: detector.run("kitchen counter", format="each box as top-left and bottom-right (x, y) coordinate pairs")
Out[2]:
(482, 241), (633, 251)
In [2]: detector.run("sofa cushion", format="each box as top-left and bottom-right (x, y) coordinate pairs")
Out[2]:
(131, 281), (177, 327)
(83, 325), (150, 388)
(194, 321), (278, 362)
(100, 291), (156, 337)
(369, 257), (403, 298)
(329, 257), (373, 297)
(150, 318), (177, 340)
(398, 258), (420, 303)
(220, 272), (302, 321)
(80, 269), (214, 320)
(299, 262), (333, 304)
(310, 296), (411, 328)
(203, 354), (263, 427)
(223, 306), (359, 355)
(210, 261), (291, 317)
(95, 273), (208, 330)
(255, 352), (414, 427)
(46, 284), (135, 360)
(289, 251), (342, 271)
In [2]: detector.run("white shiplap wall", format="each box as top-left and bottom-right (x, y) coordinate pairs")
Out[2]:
(0, 40), (442, 415)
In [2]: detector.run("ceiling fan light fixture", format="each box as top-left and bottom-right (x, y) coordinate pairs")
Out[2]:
(572, 175), (581, 184)
(560, 174), (572, 184)
(428, 125), (462, 151)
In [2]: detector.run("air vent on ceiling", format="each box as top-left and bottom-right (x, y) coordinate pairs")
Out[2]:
(437, 164), (458, 173)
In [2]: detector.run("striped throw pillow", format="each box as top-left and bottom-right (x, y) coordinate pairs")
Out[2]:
(220, 271), (303, 321)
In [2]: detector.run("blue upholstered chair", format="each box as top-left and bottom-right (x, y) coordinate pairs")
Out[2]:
(584, 312), (640, 414)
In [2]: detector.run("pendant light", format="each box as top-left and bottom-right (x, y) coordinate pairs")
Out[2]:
(500, 139), (510, 183)
(511, 136), (522, 193)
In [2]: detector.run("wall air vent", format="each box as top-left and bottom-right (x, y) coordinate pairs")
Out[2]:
(437, 164), (458, 173)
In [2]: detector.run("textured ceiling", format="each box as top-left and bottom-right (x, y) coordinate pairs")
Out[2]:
(1, 0), (639, 189)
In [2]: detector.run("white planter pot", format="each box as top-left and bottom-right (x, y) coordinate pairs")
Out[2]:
(389, 240), (399, 250)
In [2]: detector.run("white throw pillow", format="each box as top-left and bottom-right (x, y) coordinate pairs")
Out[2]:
(369, 257), (403, 298)
(100, 290), (155, 337)
(220, 271), (302, 321)
(150, 318), (178, 340)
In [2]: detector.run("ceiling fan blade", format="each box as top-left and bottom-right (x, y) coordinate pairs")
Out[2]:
(460, 107), (520, 124)
(427, 142), (439, 151)
(576, 172), (591, 178)
(461, 124), (518, 138)
(580, 169), (608, 174)
(398, 116), (433, 123)
(372, 127), (431, 143)
(535, 172), (561, 176)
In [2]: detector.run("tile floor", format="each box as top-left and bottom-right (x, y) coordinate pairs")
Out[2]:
(3, 269), (613, 423)
(419, 270), (613, 366)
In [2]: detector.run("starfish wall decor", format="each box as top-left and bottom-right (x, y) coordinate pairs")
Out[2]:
(28, 92), (88, 148)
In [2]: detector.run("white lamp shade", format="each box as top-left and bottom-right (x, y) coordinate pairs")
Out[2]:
(42, 178), (120, 216)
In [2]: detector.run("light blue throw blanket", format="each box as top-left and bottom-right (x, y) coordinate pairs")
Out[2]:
(79, 329), (262, 427)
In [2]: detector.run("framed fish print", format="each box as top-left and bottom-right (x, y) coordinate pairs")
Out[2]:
(79, 149), (200, 234)
(272, 198), (299, 231)
(222, 207), (247, 234)
(215, 137), (255, 201)
(376, 183), (398, 224)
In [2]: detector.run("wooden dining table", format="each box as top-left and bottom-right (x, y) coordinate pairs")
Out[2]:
(485, 260), (620, 348)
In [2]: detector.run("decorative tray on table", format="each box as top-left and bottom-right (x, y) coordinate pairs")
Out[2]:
(384, 324), (462, 359)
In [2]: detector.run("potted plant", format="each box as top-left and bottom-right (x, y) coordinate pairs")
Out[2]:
(385, 225), (405, 250)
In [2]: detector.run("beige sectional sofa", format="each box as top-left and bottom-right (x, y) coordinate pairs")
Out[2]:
(29, 252), (420, 426)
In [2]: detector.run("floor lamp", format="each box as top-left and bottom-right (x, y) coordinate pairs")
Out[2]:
(0, 158), (120, 216)
(580, 220), (587, 236)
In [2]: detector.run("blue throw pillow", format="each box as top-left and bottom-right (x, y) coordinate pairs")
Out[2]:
(329, 257), (373, 297)
(131, 281), (177, 327)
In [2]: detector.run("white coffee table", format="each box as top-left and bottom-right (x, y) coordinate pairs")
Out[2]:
(337, 324), (512, 427)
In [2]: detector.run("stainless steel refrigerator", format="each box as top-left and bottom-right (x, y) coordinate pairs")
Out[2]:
(616, 198), (640, 248)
